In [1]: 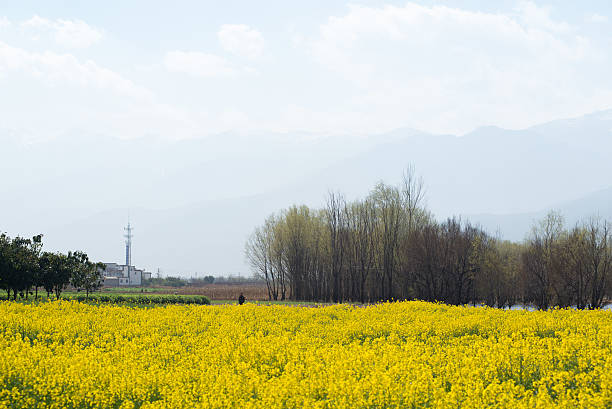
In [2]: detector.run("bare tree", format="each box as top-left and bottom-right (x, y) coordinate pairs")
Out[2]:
(370, 183), (403, 300)
(326, 191), (346, 303)
(245, 215), (281, 300)
(522, 211), (565, 309)
(583, 217), (612, 309)
(401, 164), (426, 233)
(245, 171), (612, 309)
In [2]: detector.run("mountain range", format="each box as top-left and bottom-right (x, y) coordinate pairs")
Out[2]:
(1, 110), (611, 275)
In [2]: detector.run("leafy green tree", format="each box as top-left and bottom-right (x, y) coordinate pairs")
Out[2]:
(29, 235), (44, 299)
(5, 236), (39, 299)
(69, 251), (90, 292)
(0, 233), (11, 298)
(69, 251), (104, 298)
(47, 252), (75, 300)
(1, 234), (106, 301)
(82, 262), (105, 298)
(39, 252), (55, 298)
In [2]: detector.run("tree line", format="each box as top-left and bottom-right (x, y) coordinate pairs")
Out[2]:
(146, 274), (263, 288)
(245, 167), (612, 309)
(0, 233), (105, 300)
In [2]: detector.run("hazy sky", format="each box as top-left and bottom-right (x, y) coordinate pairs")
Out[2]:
(2, 1), (612, 275)
(1, 1), (612, 140)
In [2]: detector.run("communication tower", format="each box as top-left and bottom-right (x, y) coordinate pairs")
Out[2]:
(124, 220), (133, 268)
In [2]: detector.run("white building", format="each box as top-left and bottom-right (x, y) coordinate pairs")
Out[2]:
(102, 263), (152, 286)
(101, 221), (152, 286)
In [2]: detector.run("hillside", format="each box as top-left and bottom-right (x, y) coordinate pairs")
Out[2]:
(2, 110), (612, 274)
(468, 186), (612, 241)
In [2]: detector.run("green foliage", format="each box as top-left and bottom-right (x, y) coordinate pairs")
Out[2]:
(0, 234), (42, 299)
(68, 293), (211, 305)
(0, 290), (211, 305)
(0, 232), (104, 301)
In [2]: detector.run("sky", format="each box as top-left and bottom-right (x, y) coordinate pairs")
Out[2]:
(1, 0), (612, 140)
(2, 1), (612, 275)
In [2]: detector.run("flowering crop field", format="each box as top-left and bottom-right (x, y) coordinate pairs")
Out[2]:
(0, 301), (611, 409)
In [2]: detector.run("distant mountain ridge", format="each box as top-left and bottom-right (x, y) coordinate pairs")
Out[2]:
(1, 109), (611, 274)
(468, 186), (612, 242)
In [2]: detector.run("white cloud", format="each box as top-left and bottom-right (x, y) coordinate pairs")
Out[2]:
(0, 16), (10, 28)
(0, 41), (151, 100)
(164, 50), (241, 77)
(0, 40), (202, 140)
(22, 15), (102, 48)
(587, 13), (608, 23)
(516, 1), (571, 32)
(306, 2), (608, 134)
(21, 15), (49, 29)
(218, 24), (264, 59)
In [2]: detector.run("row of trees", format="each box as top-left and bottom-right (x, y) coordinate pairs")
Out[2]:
(146, 274), (263, 287)
(522, 212), (612, 309)
(246, 168), (612, 309)
(0, 233), (105, 300)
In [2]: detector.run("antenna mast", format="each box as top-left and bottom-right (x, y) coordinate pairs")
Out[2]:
(124, 217), (133, 268)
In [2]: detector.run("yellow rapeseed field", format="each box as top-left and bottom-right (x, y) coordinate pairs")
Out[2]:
(0, 301), (611, 409)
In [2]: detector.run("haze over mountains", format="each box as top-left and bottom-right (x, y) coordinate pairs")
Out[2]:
(1, 110), (611, 275)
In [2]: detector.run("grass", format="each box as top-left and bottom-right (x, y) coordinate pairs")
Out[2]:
(99, 287), (168, 294)
(65, 293), (210, 305)
(0, 290), (210, 306)
(163, 283), (271, 300)
(93, 283), (271, 301)
(210, 299), (332, 306)
(1, 288), (340, 307)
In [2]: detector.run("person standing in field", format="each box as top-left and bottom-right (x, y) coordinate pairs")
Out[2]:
(238, 293), (245, 305)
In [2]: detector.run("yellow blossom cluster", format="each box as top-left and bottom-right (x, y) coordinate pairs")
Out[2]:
(0, 301), (611, 408)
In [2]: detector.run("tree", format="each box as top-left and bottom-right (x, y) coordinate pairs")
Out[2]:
(69, 251), (104, 298)
(0, 233), (12, 298)
(407, 221), (443, 302)
(554, 226), (586, 308)
(244, 170), (612, 309)
(582, 217), (612, 309)
(522, 211), (565, 309)
(485, 240), (521, 308)
(47, 252), (75, 300)
(326, 192), (346, 303)
(82, 262), (105, 298)
(30, 235), (44, 300)
(39, 252), (56, 298)
(246, 215), (281, 301)
(440, 218), (481, 306)
(70, 251), (90, 292)
(0, 235), (40, 300)
(345, 200), (377, 303)
(401, 165), (426, 234)
(369, 183), (403, 301)
(0, 233), (106, 302)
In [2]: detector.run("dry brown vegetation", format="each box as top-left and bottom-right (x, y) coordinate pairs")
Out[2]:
(151, 283), (270, 301)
